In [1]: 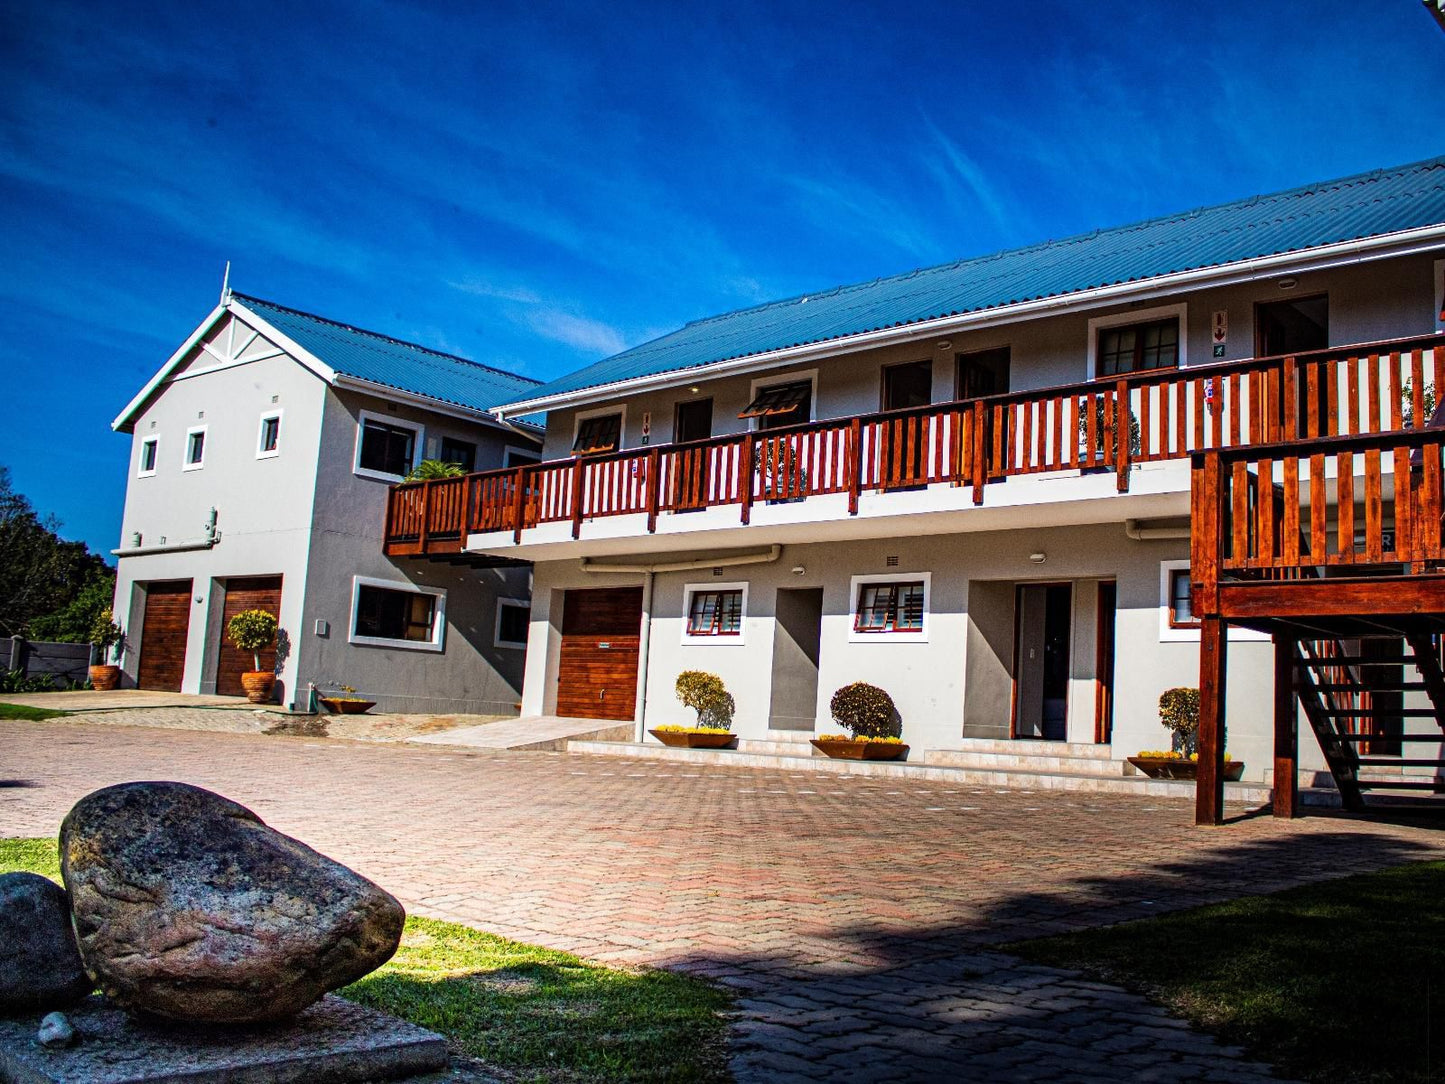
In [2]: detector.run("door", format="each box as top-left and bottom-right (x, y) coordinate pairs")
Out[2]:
(556, 587), (643, 720)
(1257, 296), (1328, 436)
(880, 361), (932, 487)
(1094, 581), (1117, 744)
(137, 580), (193, 691)
(216, 576), (283, 697)
(768, 588), (823, 730)
(1013, 583), (1072, 740)
(672, 398), (713, 511)
(958, 348), (1011, 475)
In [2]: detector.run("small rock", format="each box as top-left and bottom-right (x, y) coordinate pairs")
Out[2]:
(61, 781), (405, 1023)
(0, 872), (93, 1012)
(36, 1011), (74, 1048)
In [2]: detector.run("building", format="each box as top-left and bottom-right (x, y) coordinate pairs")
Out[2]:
(382, 157), (1445, 818)
(112, 290), (542, 714)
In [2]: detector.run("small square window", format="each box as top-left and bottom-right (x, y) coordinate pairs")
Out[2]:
(572, 414), (622, 455)
(1097, 317), (1179, 377)
(139, 437), (159, 477)
(495, 600), (530, 648)
(687, 590), (743, 636)
(182, 426), (207, 471)
(257, 412), (282, 458)
(853, 581), (925, 633)
(1168, 568), (1199, 628)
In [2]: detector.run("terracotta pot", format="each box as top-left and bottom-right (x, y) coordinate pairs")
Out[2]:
(239, 671), (276, 705)
(319, 697), (376, 715)
(1128, 756), (1245, 782)
(88, 665), (120, 691)
(649, 729), (737, 749)
(810, 739), (910, 761)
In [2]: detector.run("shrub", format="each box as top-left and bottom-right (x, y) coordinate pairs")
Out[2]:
(1159, 687), (1201, 756)
(674, 671), (735, 730)
(405, 459), (467, 481)
(226, 609), (279, 672)
(829, 682), (900, 739)
(89, 607), (124, 661)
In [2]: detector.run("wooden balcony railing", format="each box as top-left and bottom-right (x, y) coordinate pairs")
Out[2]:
(386, 332), (1445, 556)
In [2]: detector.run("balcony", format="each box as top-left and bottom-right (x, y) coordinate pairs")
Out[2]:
(384, 333), (1445, 559)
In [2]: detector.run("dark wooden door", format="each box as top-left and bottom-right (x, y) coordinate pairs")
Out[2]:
(556, 587), (643, 720)
(672, 399), (713, 511)
(880, 361), (932, 488)
(216, 576), (283, 697)
(137, 580), (193, 691)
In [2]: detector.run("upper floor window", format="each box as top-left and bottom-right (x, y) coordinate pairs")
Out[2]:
(139, 436), (159, 477)
(1097, 317), (1179, 377)
(741, 379), (812, 430)
(439, 436), (477, 473)
(355, 412), (421, 480)
(573, 413), (622, 455)
(682, 582), (747, 644)
(349, 576), (446, 652)
(183, 425), (207, 471)
(257, 411), (282, 459)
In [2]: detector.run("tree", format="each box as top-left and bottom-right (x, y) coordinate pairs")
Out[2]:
(0, 467), (112, 638)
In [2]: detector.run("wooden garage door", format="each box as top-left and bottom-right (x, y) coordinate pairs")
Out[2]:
(216, 576), (283, 697)
(137, 580), (193, 692)
(556, 587), (643, 720)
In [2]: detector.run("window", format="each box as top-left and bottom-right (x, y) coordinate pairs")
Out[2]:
(355, 412), (421, 480)
(494, 599), (530, 649)
(349, 576), (446, 651)
(957, 347), (1011, 399)
(183, 425), (207, 471)
(572, 413), (622, 455)
(854, 581), (925, 633)
(741, 379), (813, 430)
(1256, 295), (1328, 358)
(1097, 318), (1179, 376)
(257, 411), (282, 459)
(504, 446), (542, 468)
(138, 436), (159, 477)
(1168, 568), (1199, 628)
(439, 436), (476, 473)
(681, 582), (748, 645)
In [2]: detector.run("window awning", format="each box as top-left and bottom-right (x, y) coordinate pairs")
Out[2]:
(572, 413), (621, 454)
(739, 381), (810, 419)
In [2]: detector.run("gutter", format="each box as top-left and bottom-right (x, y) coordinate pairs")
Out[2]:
(1124, 519), (1190, 541)
(490, 224), (1445, 419)
(580, 545), (783, 741)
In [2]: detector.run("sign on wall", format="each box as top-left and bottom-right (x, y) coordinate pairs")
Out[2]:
(1211, 310), (1227, 358)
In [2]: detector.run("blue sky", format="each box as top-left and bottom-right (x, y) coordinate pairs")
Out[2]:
(1, 0), (1441, 556)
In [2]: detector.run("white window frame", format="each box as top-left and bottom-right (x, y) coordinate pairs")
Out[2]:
(504, 445), (543, 468)
(348, 575), (447, 652)
(746, 368), (818, 431)
(138, 435), (159, 478)
(681, 581), (748, 646)
(256, 409), (283, 460)
(1158, 559), (1266, 643)
(493, 597), (531, 650)
(182, 424), (208, 472)
(354, 409), (424, 482)
(571, 404), (627, 455)
(1087, 302), (1188, 378)
(1434, 258), (1444, 333)
(848, 571), (931, 643)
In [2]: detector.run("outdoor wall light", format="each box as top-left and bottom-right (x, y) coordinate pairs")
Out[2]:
(936, 340), (952, 351)
(791, 565), (806, 575)
(1028, 552), (1047, 564)
(1277, 277), (1299, 290)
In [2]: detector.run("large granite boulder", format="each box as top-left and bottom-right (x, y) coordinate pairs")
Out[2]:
(0, 872), (92, 1012)
(60, 782), (404, 1023)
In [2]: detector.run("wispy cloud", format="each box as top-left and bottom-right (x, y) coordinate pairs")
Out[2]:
(525, 310), (628, 357)
(920, 115), (1019, 236)
(446, 274), (630, 359)
(447, 278), (543, 304)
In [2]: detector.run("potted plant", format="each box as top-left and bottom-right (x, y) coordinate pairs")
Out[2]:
(319, 685), (376, 714)
(405, 459), (468, 481)
(650, 671), (737, 748)
(812, 682), (909, 760)
(226, 608), (279, 704)
(1128, 687), (1245, 780)
(87, 609), (124, 691)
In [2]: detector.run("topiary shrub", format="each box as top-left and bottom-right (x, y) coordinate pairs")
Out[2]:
(1159, 686), (1201, 756)
(674, 670), (735, 730)
(829, 682), (900, 739)
(227, 609), (279, 673)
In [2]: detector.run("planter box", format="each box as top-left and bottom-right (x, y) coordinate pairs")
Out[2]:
(810, 739), (910, 761)
(88, 665), (120, 691)
(1128, 756), (1245, 782)
(320, 698), (376, 715)
(649, 729), (737, 749)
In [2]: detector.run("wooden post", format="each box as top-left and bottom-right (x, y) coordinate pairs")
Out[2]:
(383, 486), (397, 551)
(741, 432), (756, 525)
(511, 467), (527, 544)
(459, 474), (474, 542)
(1191, 452), (1222, 618)
(416, 481), (432, 554)
(972, 400), (987, 504)
(1272, 633), (1298, 819)
(570, 459), (585, 540)
(1115, 379), (1131, 492)
(846, 418), (862, 515)
(645, 448), (661, 533)
(1195, 615), (1228, 826)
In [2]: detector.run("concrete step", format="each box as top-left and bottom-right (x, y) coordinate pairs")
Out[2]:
(923, 749), (1130, 775)
(738, 738), (823, 755)
(566, 740), (1273, 804)
(764, 729), (818, 743)
(952, 737), (1116, 759)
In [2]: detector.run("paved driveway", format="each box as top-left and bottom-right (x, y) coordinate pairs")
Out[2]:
(6, 720), (1444, 1082)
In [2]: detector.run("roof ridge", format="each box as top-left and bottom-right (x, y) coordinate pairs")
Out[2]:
(663, 154), (1445, 342)
(229, 291), (542, 386)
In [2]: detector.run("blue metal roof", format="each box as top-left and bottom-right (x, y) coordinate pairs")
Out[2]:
(232, 293), (542, 415)
(503, 156), (1445, 408)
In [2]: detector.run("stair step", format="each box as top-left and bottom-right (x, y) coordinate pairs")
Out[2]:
(1332, 734), (1445, 742)
(1358, 779), (1445, 791)
(1356, 758), (1445, 767)
(951, 737), (1115, 758)
(1313, 682), (1428, 692)
(763, 729), (819, 743)
(1316, 708), (1440, 717)
(923, 749), (1128, 775)
(1301, 655), (1416, 666)
(738, 739), (822, 755)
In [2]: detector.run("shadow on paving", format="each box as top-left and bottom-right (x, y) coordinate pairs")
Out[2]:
(661, 821), (1444, 1084)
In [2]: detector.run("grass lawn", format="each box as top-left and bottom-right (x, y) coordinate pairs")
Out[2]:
(0, 702), (67, 720)
(1009, 860), (1445, 1084)
(1, 838), (730, 1082)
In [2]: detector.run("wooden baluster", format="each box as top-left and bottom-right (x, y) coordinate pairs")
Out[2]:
(1115, 379), (1131, 492)
(1282, 456), (1300, 566)
(417, 481), (432, 554)
(511, 468), (527, 543)
(1424, 443), (1443, 563)
(1326, 356), (1339, 436)
(1337, 451), (1355, 564)
(1020, 399), (1033, 473)
(1346, 354), (1360, 435)
(1394, 439), (1412, 564)
(1228, 373), (1241, 447)
(1247, 371), (1262, 444)
(1256, 457), (1275, 569)
(1309, 454), (1326, 563)
(1175, 378), (1188, 451)
(1365, 353), (1381, 434)
(995, 403), (1008, 478)
(1068, 394), (1080, 469)
(1158, 379), (1171, 456)
(1282, 356), (1297, 441)
(1364, 448), (1383, 563)
(570, 458), (585, 539)
(1138, 383), (1151, 462)
(1192, 377), (1206, 451)
(460, 475), (474, 542)
(972, 401), (987, 504)
(742, 432), (757, 524)
(645, 448), (660, 533)
(1389, 352), (1403, 431)
(1412, 349), (1427, 428)
(1086, 393), (1099, 469)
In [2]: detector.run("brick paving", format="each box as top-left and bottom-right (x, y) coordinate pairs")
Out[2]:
(6, 719), (1445, 1081)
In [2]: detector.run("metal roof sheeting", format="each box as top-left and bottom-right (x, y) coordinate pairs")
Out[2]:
(232, 293), (541, 414)
(503, 156), (1445, 408)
